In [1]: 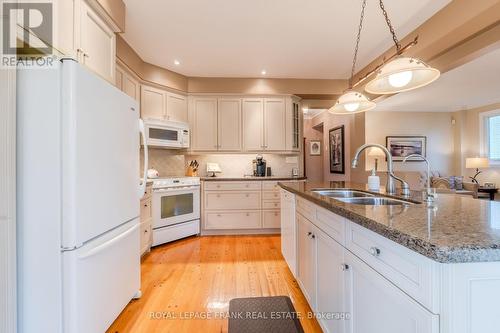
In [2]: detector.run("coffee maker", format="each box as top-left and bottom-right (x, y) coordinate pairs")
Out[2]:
(253, 155), (266, 177)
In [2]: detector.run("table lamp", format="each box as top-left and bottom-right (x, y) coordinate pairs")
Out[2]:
(465, 157), (489, 184)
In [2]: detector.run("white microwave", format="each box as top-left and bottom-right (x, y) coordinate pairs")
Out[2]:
(143, 119), (190, 149)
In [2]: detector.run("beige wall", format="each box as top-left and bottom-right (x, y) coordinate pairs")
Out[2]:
(364, 111), (456, 177)
(455, 102), (500, 185)
(303, 119), (324, 182)
(309, 112), (355, 182)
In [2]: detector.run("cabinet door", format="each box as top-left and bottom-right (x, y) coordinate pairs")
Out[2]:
(344, 251), (439, 333)
(141, 85), (166, 120)
(166, 93), (187, 122)
(316, 228), (346, 333)
(218, 98), (241, 151)
(296, 214), (317, 309)
(54, 0), (77, 58)
(79, 0), (116, 83)
(264, 98), (286, 151)
(192, 98), (218, 151)
(242, 98), (264, 151)
(122, 72), (140, 101)
(280, 190), (296, 276)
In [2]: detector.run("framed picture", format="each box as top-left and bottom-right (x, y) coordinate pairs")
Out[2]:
(310, 140), (321, 156)
(386, 136), (427, 161)
(329, 126), (345, 174)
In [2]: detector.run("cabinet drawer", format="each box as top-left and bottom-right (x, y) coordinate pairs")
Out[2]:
(205, 191), (261, 210)
(262, 201), (280, 209)
(313, 206), (345, 246)
(262, 210), (280, 228)
(140, 198), (152, 221)
(262, 181), (279, 190)
(346, 222), (438, 312)
(296, 196), (315, 222)
(205, 211), (261, 229)
(263, 191), (280, 200)
(204, 181), (261, 191)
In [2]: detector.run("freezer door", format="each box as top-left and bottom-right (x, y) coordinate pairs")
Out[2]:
(61, 60), (141, 247)
(62, 219), (140, 333)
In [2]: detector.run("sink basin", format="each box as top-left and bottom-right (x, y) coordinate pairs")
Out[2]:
(335, 197), (413, 206)
(312, 189), (374, 198)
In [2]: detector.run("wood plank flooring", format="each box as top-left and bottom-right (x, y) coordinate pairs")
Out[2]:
(107, 235), (322, 333)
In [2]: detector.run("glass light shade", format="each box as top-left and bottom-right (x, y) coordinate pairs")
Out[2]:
(329, 90), (376, 114)
(466, 157), (489, 169)
(365, 57), (440, 94)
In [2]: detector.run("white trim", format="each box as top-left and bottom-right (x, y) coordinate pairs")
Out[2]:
(479, 108), (500, 166)
(0, 67), (17, 332)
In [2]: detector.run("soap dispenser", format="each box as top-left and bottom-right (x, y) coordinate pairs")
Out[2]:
(368, 168), (380, 191)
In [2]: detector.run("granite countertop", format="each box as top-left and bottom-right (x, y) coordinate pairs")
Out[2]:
(279, 180), (500, 263)
(201, 176), (307, 181)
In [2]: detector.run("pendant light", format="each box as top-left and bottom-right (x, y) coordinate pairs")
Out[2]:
(329, 0), (375, 115)
(365, 0), (440, 94)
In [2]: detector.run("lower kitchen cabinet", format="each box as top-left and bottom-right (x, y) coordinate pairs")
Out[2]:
(344, 250), (439, 333)
(297, 214), (317, 308)
(283, 190), (439, 333)
(139, 183), (153, 256)
(202, 180), (282, 234)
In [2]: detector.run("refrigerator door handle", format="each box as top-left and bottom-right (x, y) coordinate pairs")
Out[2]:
(78, 223), (139, 260)
(139, 118), (149, 199)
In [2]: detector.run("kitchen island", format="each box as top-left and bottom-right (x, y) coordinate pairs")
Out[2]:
(279, 180), (500, 333)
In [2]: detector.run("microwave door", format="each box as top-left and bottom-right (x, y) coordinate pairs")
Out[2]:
(147, 126), (181, 148)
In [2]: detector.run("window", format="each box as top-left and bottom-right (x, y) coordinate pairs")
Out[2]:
(481, 110), (500, 163)
(488, 115), (500, 160)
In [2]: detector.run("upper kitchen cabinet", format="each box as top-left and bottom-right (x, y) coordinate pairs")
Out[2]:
(52, 0), (119, 84)
(189, 97), (242, 152)
(115, 64), (140, 101)
(242, 98), (265, 151)
(285, 96), (302, 152)
(141, 85), (187, 122)
(243, 97), (286, 151)
(264, 98), (286, 151)
(191, 98), (218, 151)
(217, 98), (242, 151)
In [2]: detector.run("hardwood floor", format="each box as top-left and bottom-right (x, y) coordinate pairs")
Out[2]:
(107, 235), (322, 333)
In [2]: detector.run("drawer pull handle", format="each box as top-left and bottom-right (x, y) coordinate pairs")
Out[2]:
(245, 194), (249, 197)
(217, 194), (221, 198)
(370, 247), (381, 257)
(217, 214), (221, 217)
(246, 213), (250, 217)
(274, 212), (278, 216)
(340, 264), (349, 271)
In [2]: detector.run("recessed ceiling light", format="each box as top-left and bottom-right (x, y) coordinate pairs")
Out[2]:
(261, 70), (267, 75)
(174, 60), (180, 65)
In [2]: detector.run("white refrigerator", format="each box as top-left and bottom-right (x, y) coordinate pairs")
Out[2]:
(16, 59), (148, 333)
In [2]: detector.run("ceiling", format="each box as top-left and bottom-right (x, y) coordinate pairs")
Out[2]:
(122, 0), (450, 79)
(376, 47), (500, 112)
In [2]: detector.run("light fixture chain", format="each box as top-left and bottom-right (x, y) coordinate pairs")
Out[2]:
(349, 0), (367, 88)
(379, 0), (401, 52)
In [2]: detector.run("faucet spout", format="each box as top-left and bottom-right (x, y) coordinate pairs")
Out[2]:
(403, 153), (434, 201)
(352, 143), (410, 195)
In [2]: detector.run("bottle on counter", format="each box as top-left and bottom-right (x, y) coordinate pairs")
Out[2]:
(368, 168), (380, 191)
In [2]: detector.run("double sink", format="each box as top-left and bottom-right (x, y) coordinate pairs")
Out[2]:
(312, 189), (415, 206)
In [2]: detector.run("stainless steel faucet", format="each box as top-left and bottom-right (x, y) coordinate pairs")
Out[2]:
(352, 143), (410, 196)
(403, 153), (435, 202)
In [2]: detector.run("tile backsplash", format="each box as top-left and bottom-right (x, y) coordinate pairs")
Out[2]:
(141, 149), (302, 178)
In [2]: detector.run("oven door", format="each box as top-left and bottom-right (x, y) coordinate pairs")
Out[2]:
(152, 186), (200, 229)
(145, 124), (182, 148)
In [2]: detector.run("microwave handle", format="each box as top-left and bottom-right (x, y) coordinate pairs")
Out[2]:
(139, 119), (149, 199)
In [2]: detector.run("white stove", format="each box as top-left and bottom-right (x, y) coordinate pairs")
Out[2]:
(149, 177), (200, 246)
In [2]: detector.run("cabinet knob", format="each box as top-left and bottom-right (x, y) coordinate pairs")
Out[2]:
(370, 247), (381, 257)
(311, 234), (315, 239)
(307, 231), (312, 236)
(245, 194), (249, 197)
(144, 203), (148, 207)
(246, 213), (250, 217)
(340, 264), (349, 271)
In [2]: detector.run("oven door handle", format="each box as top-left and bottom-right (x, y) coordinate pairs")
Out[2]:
(153, 186), (200, 193)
